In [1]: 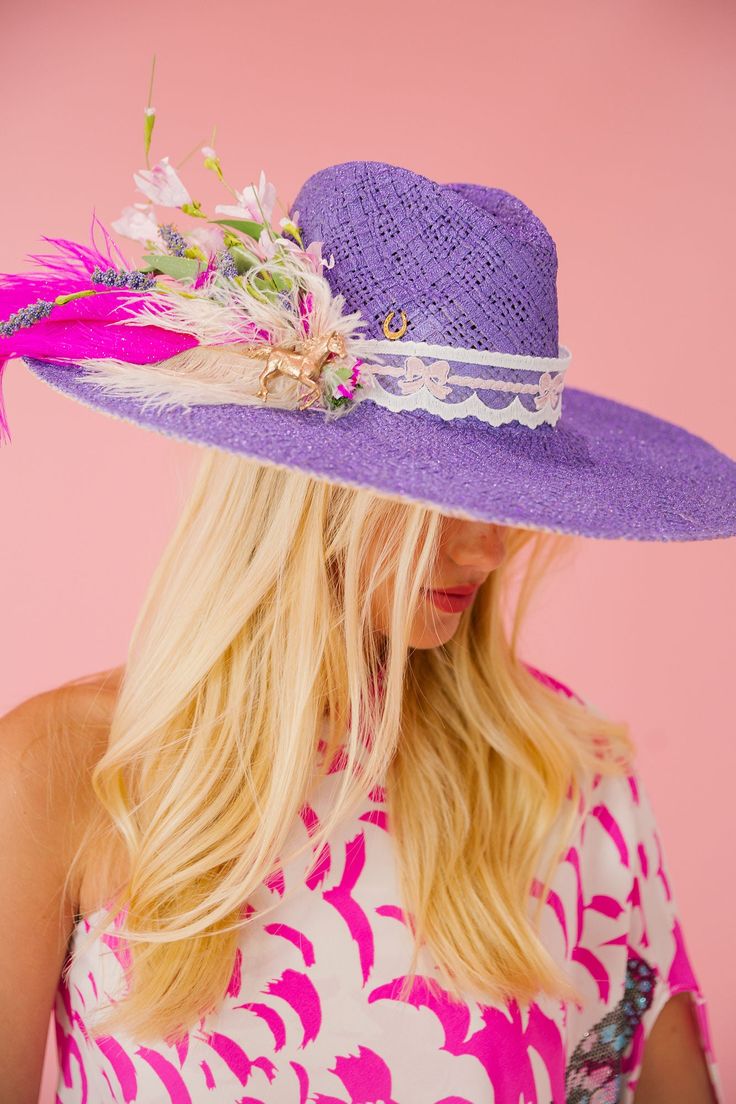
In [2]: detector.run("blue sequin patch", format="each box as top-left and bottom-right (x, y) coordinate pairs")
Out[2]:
(564, 955), (656, 1103)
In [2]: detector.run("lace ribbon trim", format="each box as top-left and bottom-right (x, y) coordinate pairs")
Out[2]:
(352, 340), (571, 429)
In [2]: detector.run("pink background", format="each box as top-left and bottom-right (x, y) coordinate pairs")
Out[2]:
(1, 0), (734, 1098)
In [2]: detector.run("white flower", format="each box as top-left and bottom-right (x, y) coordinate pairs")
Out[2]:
(257, 228), (278, 260)
(256, 229), (302, 261)
(187, 224), (226, 254)
(305, 241), (335, 270)
(214, 170), (277, 223)
(111, 203), (160, 243)
(133, 156), (191, 207)
(214, 202), (253, 221)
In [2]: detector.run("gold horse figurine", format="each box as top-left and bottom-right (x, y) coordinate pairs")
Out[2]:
(239, 331), (348, 410)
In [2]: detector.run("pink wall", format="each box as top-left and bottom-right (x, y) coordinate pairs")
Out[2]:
(2, 0), (734, 1098)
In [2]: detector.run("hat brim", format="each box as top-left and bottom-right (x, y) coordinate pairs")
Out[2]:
(22, 355), (736, 541)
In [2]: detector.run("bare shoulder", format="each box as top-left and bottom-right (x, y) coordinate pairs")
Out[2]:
(0, 663), (123, 774)
(0, 664), (125, 906)
(0, 666), (124, 1098)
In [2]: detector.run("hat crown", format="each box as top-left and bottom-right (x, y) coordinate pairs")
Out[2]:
(293, 161), (559, 356)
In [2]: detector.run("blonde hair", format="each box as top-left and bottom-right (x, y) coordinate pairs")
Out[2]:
(63, 449), (634, 1043)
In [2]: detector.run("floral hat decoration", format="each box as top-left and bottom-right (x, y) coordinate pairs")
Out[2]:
(0, 73), (369, 427)
(2, 61), (735, 542)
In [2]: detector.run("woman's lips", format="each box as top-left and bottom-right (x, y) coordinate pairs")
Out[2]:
(422, 584), (479, 613)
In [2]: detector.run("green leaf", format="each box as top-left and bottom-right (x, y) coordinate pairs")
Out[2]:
(248, 270), (291, 295)
(141, 254), (203, 281)
(267, 272), (291, 292)
(211, 218), (264, 240)
(250, 275), (276, 296)
(229, 247), (259, 275)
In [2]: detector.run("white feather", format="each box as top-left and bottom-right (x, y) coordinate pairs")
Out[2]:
(74, 346), (302, 411)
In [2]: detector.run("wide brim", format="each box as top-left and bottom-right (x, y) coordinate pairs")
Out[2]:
(22, 355), (736, 541)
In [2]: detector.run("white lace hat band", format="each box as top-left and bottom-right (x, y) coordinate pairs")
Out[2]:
(352, 340), (572, 428)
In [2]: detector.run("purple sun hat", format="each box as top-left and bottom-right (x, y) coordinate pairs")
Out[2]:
(4, 153), (736, 541)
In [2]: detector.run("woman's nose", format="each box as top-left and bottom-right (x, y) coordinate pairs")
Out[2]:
(445, 522), (507, 572)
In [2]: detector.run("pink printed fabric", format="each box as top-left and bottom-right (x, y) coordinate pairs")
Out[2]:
(55, 670), (722, 1104)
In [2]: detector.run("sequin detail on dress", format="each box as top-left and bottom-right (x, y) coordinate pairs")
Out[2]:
(565, 956), (656, 1103)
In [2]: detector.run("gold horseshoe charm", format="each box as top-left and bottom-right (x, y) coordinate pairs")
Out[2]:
(382, 309), (408, 341)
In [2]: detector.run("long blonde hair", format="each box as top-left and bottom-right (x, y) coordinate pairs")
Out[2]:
(63, 448), (633, 1043)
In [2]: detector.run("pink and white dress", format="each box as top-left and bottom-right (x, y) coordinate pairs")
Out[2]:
(55, 669), (722, 1103)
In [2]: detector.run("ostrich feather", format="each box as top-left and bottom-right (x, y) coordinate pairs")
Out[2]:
(72, 345), (286, 410)
(73, 342), (344, 417)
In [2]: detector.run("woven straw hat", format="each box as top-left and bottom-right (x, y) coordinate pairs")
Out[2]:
(2, 158), (735, 541)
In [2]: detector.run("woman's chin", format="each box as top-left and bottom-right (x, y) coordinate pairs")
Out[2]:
(409, 611), (462, 650)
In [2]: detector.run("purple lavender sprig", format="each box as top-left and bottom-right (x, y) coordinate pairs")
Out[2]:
(158, 223), (188, 257)
(0, 298), (55, 337)
(91, 266), (157, 290)
(214, 249), (238, 278)
(0, 269), (156, 338)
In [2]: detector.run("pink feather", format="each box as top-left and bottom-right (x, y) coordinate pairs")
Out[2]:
(299, 291), (314, 336)
(0, 251), (198, 444)
(0, 285), (197, 364)
(18, 210), (131, 283)
(193, 252), (219, 290)
(0, 358), (10, 444)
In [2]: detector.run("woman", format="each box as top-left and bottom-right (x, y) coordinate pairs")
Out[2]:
(0, 139), (732, 1103)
